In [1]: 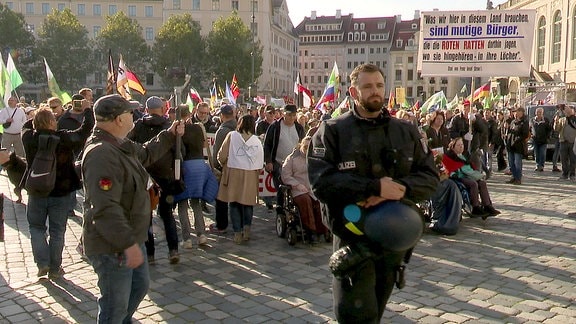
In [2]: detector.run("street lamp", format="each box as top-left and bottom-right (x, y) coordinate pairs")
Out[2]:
(251, 0), (256, 98)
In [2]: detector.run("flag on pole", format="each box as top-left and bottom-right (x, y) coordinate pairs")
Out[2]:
(388, 88), (395, 109)
(254, 96), (266, 105)
(294, 72), (313, 108)
(315, 62), (339, 111)
(225, 81), (236, 105)
(106, 49), (115, 95)
(473, 82), (491, 101)
(460, 84), (467, 94)
(189, 87), (201, 103)
(0, 53), (11, 107)
(420, 91), (447, 114)
(447, 94), (459, 110)
(209, 83), (217, 110)
(332, 96), (353, 118)
(125, 70), (146, 95)
(116, 54), (131, 99)
(185, 94), (195, 112)
(230, 74), (240, 100)
(44, 58), (72, 104)
(6, 53), (22, 90)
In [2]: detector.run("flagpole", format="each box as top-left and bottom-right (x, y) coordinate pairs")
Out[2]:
(468, 77), (475, 153)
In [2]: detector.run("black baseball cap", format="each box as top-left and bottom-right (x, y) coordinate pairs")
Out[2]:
(94, 94), (140, 121)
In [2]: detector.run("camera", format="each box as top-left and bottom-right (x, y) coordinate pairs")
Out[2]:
(73, 100), (83, 111)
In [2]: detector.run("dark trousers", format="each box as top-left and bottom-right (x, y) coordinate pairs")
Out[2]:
(158, 193), (179, 252)
(145, 214), (155, 257)
(459, 178), (492, 207)
(495, 145), (507, 171)
(560, 141), (576, 177)
(332, 237), (404, 323)
(214, 199), (229, 230)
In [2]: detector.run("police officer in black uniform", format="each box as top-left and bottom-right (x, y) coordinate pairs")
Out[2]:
(308, 63), (439, 323)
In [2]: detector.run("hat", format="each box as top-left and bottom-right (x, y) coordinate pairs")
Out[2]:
(25, 106), (36, 113)
(284, 104), (297, 114)
(146, 96), (164, 110)
(219, 104), (234, 115)
(94, 94), (140, 120)
(463, 99), (471, 107)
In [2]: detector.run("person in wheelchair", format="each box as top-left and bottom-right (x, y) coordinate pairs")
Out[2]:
(442, 137), (501, 218)
(281, 136), (328, 243)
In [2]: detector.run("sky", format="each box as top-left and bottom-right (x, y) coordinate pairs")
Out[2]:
(286, 0), (506, 26)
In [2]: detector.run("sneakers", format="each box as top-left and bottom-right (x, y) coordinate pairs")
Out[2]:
(181, 239), (193, 249)
(242, 226), (250, 241)
(48, 267), (65, 280)
(198, 234), (208, 246)
(552, 167), (561, 172)
(169, 250), (180, 264)
(37, 266), (50, 277)
(534, 167), (543, 172)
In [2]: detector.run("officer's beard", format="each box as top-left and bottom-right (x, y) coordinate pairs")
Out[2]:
(360, 96), (384, 113)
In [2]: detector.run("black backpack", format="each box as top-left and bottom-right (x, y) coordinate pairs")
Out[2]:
(25, 134), (60, 197)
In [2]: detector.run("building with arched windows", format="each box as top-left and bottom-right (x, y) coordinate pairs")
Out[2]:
(496, 0), (576, 102)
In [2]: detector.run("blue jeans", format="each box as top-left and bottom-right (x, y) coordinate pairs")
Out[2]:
(534, 142), (547, 169)
(507, 150), (523, 180)
(88, 244), (149, 324)
(229, 202), (253, 233)
(26, 195), (69, 271)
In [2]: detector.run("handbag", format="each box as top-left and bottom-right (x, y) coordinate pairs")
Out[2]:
(460, 166), (484, 181)
(2, 108), (17, 129)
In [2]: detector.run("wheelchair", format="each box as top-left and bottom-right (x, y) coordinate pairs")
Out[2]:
(275, 185), (332, 246)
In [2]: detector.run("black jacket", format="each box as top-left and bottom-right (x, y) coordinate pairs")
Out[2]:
(530, 117), (552, 145)
(263, 118), (305, 165)
(21, 108), (94, 197)
(506, 116), (530, 154)
(307, 108), (439, 242)
(128, 114), (177, 181)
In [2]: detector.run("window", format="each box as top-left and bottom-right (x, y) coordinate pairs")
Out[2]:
(354, 32), (360, 41)
(192, 0), (200, 10)
(57, 3), (65, 11)
(5, 2), (13, 10)
(304, 62), (308, 69)
(77, 4), (85, 16)
(360, 48), (365, 54)
(537, 17), (546, 64)
(348, 32), (353, 41)
(146, 73), (154, 86)
(232, 0), (239, 10)
(324, 76), (328, 83)
(408, 39), (414, 46)
(212, 0), (220, 10)
(377, 22), (386, 29)
(361, 32), (366, 41)
(173, 0), (181, 10)
(407, 87), (413, 97)
(304, 50), (308, 56)
(93, 26), (101, 38)
(311, 62), (314, 69)
(324, 62), (329, 69)
(354, 23), (358, 30)
(109, 5), (117, 15)
(128, 5), (136, 17)
(93, 4), (101, 16)
(42, 3), (50, 14)
(370, 48), (374, 54)
(304, 76), (308, 83)
(354, 48), (358, 54)
(360, 23), (365, 30)
(348, 48), (352, 54)
(408, 56), (414, 63)
(396, 39), (403, 48)
(317, 76), (321, 83)
(395, 70), (402, 81)
(252, 1), (258, 12)
(552, 11), (561, 63)
(145, 6), (153, 17)
(145, 27), (154, 41)
(407, 69), (413, 81)
(25, 2), (33, 14)
(347, 62), (352, 69)
(395, 56), (403, 64)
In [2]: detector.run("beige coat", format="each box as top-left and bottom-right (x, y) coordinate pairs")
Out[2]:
(217, 132), (262, 205)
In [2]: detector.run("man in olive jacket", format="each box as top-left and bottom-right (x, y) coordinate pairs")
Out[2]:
(81, 94), (184, 323)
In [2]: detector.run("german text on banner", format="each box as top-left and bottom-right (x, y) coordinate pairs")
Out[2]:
(417, 10), (536, 77)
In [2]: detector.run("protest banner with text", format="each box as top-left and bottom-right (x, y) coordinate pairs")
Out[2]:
(418, 10), (536, 77)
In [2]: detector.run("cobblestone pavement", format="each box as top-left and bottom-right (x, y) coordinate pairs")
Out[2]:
(0, 159), (575, 323)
